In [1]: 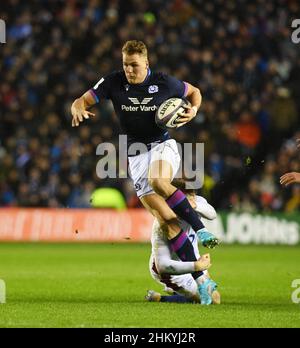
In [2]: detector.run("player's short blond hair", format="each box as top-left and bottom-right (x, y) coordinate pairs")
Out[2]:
(122, 40), (148, 57)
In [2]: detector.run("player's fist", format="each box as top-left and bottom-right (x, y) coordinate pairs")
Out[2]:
(194, 253), (211, 271)
(176, 105), (198, 128)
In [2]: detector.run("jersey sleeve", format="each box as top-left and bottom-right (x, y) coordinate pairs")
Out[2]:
(165, 75), (188, 98)
(195, 196), (217, 220)
(89, 72), (116, 103)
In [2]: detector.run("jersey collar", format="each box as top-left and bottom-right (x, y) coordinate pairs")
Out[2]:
(143, 68), (151, 84)
(128, 68), (151, 86)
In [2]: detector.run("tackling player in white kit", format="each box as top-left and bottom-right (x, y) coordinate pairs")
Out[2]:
(146, 179), (220, 305)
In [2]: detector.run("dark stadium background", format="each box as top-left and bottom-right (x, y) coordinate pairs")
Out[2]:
(0, 0), (300, 329)
(1, 0), (299, 212)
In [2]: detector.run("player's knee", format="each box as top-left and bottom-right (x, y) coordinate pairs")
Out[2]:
(160, 215), (178, 229)
(148, 177), (162, 192)
(148, 177), (169, 196)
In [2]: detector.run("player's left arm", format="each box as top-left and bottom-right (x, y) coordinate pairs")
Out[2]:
(177, 82), (202, 127)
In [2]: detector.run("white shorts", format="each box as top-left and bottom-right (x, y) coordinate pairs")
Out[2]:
(128, 139), (181, 198)
(149, 255), (198, 299)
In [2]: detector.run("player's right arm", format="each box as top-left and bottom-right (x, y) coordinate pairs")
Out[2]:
(71, 73), (114, 127)
(71, 91), (96, 127)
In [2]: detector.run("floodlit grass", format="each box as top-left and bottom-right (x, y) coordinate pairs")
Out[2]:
(0, 243), (299, 328)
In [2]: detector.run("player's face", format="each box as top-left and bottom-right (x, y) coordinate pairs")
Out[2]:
(122, 53), (149, 84)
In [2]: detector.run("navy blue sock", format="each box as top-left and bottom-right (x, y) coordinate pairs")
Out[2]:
(166, 189), (204, 232)
(169, 229), (196, 262)
(169, 230), (203, 279)
(192, 271), (204, 280)
(160, 295), (194, 303)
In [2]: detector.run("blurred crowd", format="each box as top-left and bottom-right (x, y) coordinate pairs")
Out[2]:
(1, 0), (300, 212)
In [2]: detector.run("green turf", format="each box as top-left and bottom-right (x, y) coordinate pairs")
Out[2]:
(0, 243), (299, 328)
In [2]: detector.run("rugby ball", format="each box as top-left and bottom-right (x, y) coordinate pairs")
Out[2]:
(155, 98), (190, 130)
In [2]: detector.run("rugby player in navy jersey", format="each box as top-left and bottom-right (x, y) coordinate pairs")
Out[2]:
(71, 41), (219, 296)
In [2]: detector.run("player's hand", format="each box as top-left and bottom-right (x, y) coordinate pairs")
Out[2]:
(71, 99), (95, 127)
(71, 109), (95, 127)
(296, 138), (300, 149)
(194, 253), (211, 272)
(176, 105), (197, 128)
(280, 172), (300, 186)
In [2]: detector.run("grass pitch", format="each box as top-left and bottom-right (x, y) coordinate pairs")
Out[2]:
(0, 243), (299, 328)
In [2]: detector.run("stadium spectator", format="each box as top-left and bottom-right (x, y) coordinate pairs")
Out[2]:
(0, 0), (299, 212)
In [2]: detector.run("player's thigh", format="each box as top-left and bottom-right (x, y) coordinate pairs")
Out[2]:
(171, 274), (199, 299)
(148, 160), (173, 182)
(159, 273), (199, 300)
(148, 139), (181, 181)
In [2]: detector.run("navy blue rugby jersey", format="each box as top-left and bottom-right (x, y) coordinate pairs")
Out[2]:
(89, 69), (188, 146)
